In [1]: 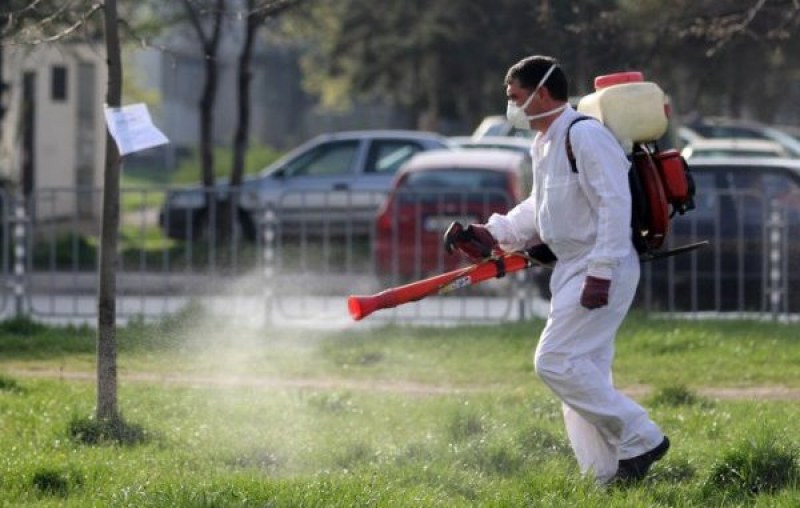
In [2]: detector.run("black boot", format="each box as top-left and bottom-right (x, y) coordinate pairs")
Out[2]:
(613, 436), (670, 483)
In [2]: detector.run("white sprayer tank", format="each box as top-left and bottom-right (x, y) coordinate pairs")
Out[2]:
(577, 71), (668, 154)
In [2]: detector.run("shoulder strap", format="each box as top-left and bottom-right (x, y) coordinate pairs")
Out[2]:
(565, 115), (595, 173)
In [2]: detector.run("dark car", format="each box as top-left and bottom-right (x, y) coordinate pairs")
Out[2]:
(641, 156), (800, 313)
(159, 130), (450, 241)
(526, 156), (800, 312)
(374, 149), (530, 279)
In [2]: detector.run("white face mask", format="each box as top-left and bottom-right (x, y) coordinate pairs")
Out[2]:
(506, 64), (567, 130)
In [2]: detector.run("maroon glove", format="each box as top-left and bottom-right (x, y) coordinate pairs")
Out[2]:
(443, 222), (498, 262)
(580, 276), (610, 309)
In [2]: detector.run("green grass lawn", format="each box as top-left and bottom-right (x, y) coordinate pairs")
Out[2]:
(0, 312), (798, 506)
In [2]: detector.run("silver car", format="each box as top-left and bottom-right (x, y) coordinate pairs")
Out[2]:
(159, 130), (450, 241)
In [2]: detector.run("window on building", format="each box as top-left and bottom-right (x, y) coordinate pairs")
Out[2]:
(51, 65), (67, 101)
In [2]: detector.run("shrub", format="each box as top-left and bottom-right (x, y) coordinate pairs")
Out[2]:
(648, 384), (708, 407)
(0, 316), (48, 336)
(68, 416), (148, 446)
(447, 410), (485, 443)
(704, 434), (799, 499)
(0, 374), (23, 393)
(31, 468), (78, 497)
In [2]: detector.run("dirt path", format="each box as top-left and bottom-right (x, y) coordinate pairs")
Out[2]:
(622, 383), (800, 401)
(7, 368), (800, 400)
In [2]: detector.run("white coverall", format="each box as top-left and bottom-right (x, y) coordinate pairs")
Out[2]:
(486, 105), (664, 484)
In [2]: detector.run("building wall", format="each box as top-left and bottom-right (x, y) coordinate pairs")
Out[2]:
(153, 40), (312, 151)
(1, 43), (107, 220)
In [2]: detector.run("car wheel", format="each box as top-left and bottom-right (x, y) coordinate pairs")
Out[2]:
(238, 209), (257, 242)
(191, 210), (210, 242)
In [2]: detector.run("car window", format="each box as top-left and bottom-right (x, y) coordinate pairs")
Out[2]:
(691, 124), (770, 140)
(722, 171), (767, 226)
(726, 168), (800, 220)
(672, 168), (746, 239)
(687, 148), (782, 159)
(283, 140), (359, 177)
(723, 168), (798, 200)
(401, 168), (509, 191)
(761, 172), (800, 206)
(396, 168), (512, 206)
(675, 164), (800, 241)
(691, 167), (800, 231)
(365, 140), (425, 175)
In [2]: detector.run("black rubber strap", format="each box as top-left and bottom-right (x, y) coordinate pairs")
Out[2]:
(493, 257), (506, 278)
(566, 115), (595, 173)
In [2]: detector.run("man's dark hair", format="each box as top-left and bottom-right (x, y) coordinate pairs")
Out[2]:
(505, 55), (568, 101)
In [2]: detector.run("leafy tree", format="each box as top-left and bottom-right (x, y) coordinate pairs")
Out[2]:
(285, 0), (646, 131)
(615, 0), (800, 121)
(285, 0), (800, 130)
(286, 0), (491, 130)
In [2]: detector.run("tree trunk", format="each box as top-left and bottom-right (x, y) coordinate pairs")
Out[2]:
(0, 47), (6, 134)
(231, 2), (259, 187)
(199, 44), (222, 240)
(188, 0), (225, 240)
(223, 1), (261, 243)
(199, 48), (218, 190)
(417, 54), (439, 131)
(97, 0), (122, 423)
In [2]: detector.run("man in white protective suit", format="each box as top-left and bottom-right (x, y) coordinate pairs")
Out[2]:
(443, 55), (669, 485)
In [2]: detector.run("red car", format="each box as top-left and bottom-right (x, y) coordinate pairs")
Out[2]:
(375, 149), (530, 279)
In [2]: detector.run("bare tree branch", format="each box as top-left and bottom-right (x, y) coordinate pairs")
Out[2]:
(26, 3), (103, 45)
(249, 0), (303, 18)
(1, 0), (103, 45)
(706, 0), (768, 56)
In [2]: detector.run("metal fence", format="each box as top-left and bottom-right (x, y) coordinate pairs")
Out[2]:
(0, 185), (796, 325)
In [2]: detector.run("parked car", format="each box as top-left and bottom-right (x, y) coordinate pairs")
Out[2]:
(526, 156), (800, 311)
(448, 136), (533, 199)
(677, 125), (704, 146)
(374, 149), (530, 279)
(471, 96), (588, 140)
(159, 130), (450, 241)
(682, 117), (800, 158)
(471, 115), (534, 140)
(642, 156), (800, 312)
(681, 138), (789, 159)
(448, 135), (532, 155)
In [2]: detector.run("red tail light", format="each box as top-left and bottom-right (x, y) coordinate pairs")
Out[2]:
(376, 200), (393, 232)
